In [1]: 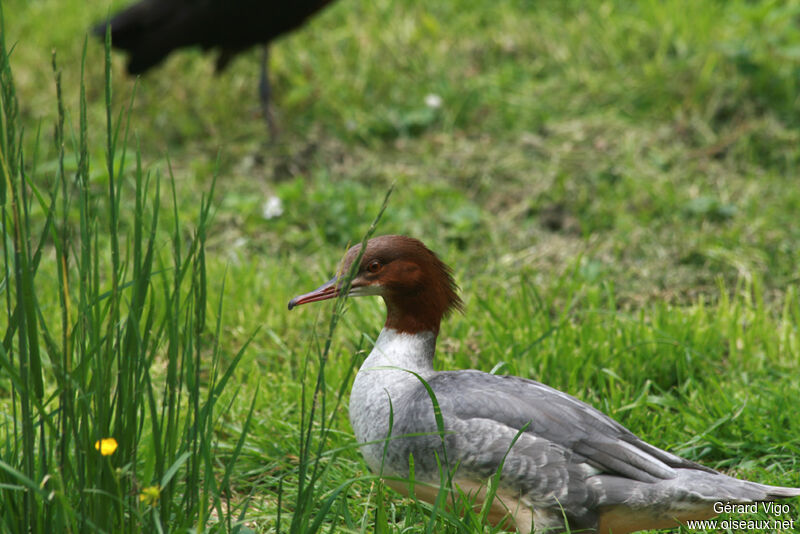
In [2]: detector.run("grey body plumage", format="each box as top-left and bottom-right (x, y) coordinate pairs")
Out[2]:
(349, 327), (799, 533)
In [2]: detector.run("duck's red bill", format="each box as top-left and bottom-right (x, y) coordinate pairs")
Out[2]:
(288, 277), (339, 310)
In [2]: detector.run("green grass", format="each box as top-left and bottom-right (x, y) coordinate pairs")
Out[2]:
(1, 20), (257, 533)
(2, 0), (800, 531)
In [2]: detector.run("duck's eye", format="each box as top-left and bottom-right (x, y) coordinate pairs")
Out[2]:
(367, 260), (382, 274)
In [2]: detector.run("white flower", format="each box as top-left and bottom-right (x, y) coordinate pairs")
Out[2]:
(261, 195), (284, 219)
(424, 93), (443, 109)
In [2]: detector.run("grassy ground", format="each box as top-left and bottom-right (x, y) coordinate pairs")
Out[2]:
(2, 0), (800, 532)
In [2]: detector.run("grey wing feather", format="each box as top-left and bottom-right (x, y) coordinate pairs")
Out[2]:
(418, 371), (713, 482)
(444, 415), (597, 508)
(387, 369), (799, 529)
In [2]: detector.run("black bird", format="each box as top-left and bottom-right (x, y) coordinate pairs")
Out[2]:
(93, 0), (336, 135)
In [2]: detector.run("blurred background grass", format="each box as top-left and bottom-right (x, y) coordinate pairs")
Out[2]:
(6, 0), (800, 300)
(2, 0), (800, 531)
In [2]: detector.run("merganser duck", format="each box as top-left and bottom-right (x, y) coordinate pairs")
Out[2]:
(288, 235), (799, 533)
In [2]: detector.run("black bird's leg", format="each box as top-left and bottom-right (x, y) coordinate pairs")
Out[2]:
(259, 45), (278, 139)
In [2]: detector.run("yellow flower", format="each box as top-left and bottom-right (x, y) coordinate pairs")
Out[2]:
(94, 438), (118, 456)
(139, 485), (160, 506)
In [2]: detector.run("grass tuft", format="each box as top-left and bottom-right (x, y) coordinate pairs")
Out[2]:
(0, 20), (251, 534)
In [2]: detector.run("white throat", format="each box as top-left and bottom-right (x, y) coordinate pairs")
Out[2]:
(359, 328), (436, 373)
(348, 328), (437, 471)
